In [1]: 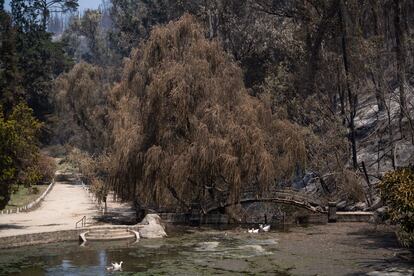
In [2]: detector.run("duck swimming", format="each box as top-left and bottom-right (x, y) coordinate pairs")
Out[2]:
(106, 261), (123, 271)
(259, 224), (271, 232)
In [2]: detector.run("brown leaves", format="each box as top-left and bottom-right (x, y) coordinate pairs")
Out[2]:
(109, 14), (307, 210)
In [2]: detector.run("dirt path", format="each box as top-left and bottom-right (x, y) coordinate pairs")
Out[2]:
(0, 172), (100, 237)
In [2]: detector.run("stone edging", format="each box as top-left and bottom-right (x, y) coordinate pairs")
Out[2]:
(0, 229), (83, 249)
(0, 225), (142, 249)
(0, 179), (55, 215)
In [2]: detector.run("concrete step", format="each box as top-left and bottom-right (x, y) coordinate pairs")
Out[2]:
(86, 233), (136, 241)
(86, 232), (131, 239)
(87, 229), (129, 235)
(88, 228), (130, 234)
(86, 228), (133, 239)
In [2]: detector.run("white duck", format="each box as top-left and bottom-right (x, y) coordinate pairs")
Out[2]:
(248, 228), (259, 233)
(259, 224), (271, 232)
(107, 261), (123, 271)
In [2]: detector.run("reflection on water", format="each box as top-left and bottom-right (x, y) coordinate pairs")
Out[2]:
(0, 227), (292, 275)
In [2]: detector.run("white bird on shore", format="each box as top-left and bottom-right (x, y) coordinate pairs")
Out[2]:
(259, 224), (271, 232)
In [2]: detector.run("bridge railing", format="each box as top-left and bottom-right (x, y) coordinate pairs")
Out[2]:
(201, 187), (324, 213)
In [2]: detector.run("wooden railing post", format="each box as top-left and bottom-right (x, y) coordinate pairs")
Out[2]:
(328, 202), (337, 223)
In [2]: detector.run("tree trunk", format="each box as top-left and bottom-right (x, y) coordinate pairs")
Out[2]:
(339, 0), (358, 169)
(42, 6), (49, 30)
(384, 98), (396, 169)
(304, 0), (341, 96)
(337, 62), (347, 125)
(393, 0), (407, 138)
(370, 70), (385, 112)
(368, 0), (385, 112)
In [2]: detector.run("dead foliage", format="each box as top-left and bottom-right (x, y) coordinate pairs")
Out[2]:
(108, 15), (309, 211)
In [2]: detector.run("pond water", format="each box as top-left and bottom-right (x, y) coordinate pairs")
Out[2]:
(0, 226), (293, 275)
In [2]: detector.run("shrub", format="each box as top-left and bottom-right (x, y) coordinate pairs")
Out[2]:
(0, 103), (42, 209)
(336, 169), (365, 202)
(68, 148), (110, 202)
(68, 148), (96, 181)
(36, 153), (57, 183)
(379, 167), (414, 247)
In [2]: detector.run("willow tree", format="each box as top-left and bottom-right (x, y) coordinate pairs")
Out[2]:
(109, 15), (307, 212)
(53, 62), (110, 153)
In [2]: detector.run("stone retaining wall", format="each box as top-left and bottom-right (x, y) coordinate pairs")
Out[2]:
(0, 229), (83, 249)
(0, 179), (55, 215)
(337, 211), (374, 222)
(0, 225), (144, 249)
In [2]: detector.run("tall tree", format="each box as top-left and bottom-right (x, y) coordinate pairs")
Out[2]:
(393, 0), (408, 138)
(109, 15), (308, 211)
(35, 0), (78, 30)
(61, 9), (113, 66)
(11, 0), (72, 120)
(0, 0), (23, 114)
(338, 0), (358, 169)
(251, 0), (341, 96)
(0, 104), (42, 209)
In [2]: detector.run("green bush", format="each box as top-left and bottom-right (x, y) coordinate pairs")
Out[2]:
(0, 103), (42, 209)
(379, 167), (414, 247)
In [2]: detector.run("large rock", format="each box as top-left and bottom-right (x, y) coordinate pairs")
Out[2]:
(395, 141), (414, 167)
(366, 196), (383, 211)
(292, 172), (317, 192)
(137, 214), (167, 238)
(353, 202), (367, 211)
(370, 206), (390, 224)
(337, 200), (348, 211)
(344, 201), (366, 211)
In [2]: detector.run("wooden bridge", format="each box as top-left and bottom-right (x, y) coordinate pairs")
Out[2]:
(199, 187), (327, 214)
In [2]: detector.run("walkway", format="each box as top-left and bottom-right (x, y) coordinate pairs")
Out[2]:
(0, 171), (100, 238)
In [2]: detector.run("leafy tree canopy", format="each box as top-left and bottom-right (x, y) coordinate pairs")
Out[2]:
(0, 103), (42, 209)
